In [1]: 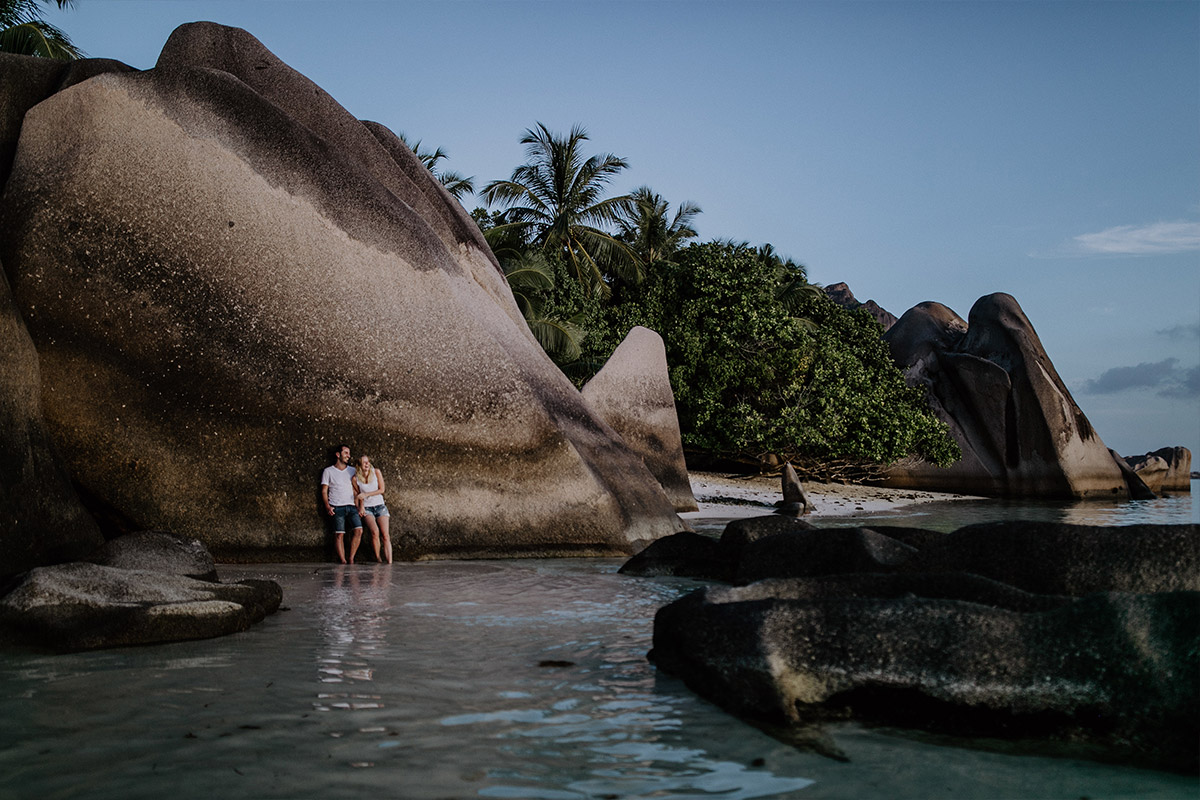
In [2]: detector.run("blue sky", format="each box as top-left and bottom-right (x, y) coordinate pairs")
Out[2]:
(44, 0), (1200, 458)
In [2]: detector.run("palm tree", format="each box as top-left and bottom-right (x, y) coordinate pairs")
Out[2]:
(398, 133), (475, 201)
(1, 0), (83, 59)
(756, 243), (822, 322)
(482, 123), (636, 296)
(616, 186), (701, 274)
(502, 252), (586, 362)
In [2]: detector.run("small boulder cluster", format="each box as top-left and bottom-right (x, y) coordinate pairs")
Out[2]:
(624, 517), (1200, 772)
(0, 531), (281, 652)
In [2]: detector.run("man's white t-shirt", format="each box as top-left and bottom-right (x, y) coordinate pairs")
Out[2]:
(321, 465), (357, 506)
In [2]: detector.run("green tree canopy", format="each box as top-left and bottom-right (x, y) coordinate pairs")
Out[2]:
(615, 186), (701, 278)
(580, 240), (958, 469)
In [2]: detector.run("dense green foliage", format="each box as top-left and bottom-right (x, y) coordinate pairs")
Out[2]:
(574, 241), (958, 466)
(466, 122), (960, 470)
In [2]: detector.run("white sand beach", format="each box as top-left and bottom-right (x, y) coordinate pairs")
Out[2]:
(682, 470), (980, 521)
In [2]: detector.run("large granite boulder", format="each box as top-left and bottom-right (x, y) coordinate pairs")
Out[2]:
(906, 521), (1200, 595)
(1127, 447), (1192, 493)
(0, 262), (102, 577)
(0, 562), (281, 651)
(882, 294), (1128, 498)
(581, 327), (697, 512)
(736, 527), (918, 584)
(651, 584), (1199, 771)
(86, 531), (218, 581)
(0, 23), (686, 561)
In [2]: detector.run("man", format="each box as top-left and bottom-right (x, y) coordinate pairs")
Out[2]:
(321, 444), (362, 564)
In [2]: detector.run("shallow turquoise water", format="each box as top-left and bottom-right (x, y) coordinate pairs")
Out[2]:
(1, 523), (1196, 800)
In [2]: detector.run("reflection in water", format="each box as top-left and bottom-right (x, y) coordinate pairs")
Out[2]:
(316, 566), (393, 716)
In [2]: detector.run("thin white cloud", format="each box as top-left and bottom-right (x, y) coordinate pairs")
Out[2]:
(1073, 220), (1200, 255)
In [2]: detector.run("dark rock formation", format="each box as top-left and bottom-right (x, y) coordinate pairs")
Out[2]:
(0, 23), (686, 562)
(86, 531), (218, 582)
(906, 521), (1199, 595)
(0, 562), (281, 652)
(581, 327), (697, 512)
(651, 585), (1199, 772)
(823, 282), (897, 331)
(1110, 449), (1158, 500)
(775, 463), (811, 516)
(736, 527), (918, 584)
(882, 294), (1128, 498)
(0, 262), (102, 577)
(617, 532), (728, 579)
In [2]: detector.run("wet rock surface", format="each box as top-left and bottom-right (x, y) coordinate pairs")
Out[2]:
(629, 517), (1200, 771)
(0, 562), (281, 652)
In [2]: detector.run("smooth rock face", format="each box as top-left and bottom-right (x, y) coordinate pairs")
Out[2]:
(0, 562), (281, 651)
(1110, 448), (1158, 500)
(883, 294), (1128, 498)
(86, 531), (218, 581)
(651, 585), (1199, 771)
(582, 327), (697, 512)
(0, 23), (685, 560)
(0, 263), (102, 577)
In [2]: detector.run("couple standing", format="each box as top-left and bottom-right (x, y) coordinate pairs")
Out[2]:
(320, 444), (393, 564)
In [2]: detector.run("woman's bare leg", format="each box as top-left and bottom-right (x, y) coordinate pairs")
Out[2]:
(363, 513), (381, 562)
(379, 515), (392, 564)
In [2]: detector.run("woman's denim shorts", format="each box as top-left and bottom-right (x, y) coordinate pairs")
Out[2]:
(361, 503), (389, 518)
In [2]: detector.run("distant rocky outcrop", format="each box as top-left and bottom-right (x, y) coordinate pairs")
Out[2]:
(0, 23), (686, 568)
(881, 294), (1129, 498)
(823, 282), (897, 331)
(1125, 447), (1192, 493)
(636, 517), (1200, 771)
(581, 327), (697, 512)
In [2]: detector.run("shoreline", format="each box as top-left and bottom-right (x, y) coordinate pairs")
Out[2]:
(682, 470), (981, 521)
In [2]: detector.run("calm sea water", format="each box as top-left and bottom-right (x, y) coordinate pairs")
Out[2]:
(0, 491), (1195, 800)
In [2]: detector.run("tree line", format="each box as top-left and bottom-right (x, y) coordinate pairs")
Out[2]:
(468, 123), (958, 474)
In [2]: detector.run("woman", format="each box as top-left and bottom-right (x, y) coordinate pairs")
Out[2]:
(353, 454), (392, 564)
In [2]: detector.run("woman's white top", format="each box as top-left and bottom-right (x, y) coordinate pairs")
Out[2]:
(357, 471), (385, 507)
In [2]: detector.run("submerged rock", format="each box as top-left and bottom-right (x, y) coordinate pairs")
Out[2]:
(0, 23), (685, 561)
(651, 585), (1199, 772)
(882, 294), (1128, 499)
(0, 562), (282, 652)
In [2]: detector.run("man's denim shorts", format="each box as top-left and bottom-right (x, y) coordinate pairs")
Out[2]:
(361, 503), (389, 519)
(331, 505), (362, 533)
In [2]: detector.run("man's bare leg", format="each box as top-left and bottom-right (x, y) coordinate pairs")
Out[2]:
(334, 532), (346, 564)
(348, 528), (363, 564)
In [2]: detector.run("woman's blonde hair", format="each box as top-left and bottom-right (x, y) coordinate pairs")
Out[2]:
(355, 456), (374, 485)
